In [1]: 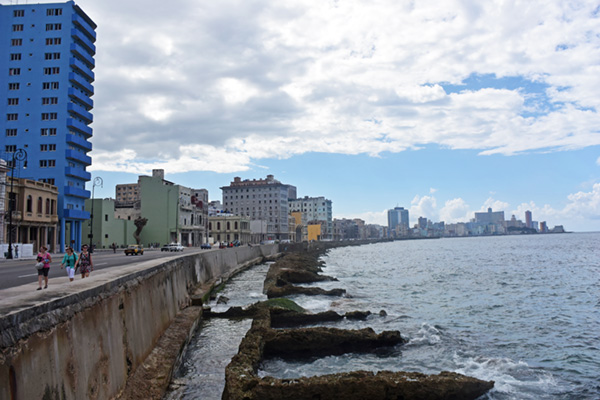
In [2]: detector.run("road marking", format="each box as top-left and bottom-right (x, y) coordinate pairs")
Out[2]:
(95, 262), (107, 266)
(18, 273), (38, 278)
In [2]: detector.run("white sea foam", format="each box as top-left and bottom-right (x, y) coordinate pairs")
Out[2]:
(405, 323), (442, 346)
(453, 353), (558, 399)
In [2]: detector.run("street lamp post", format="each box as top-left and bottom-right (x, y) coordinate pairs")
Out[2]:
(6, 149), (27, 259)
(88, 176), (103, 253)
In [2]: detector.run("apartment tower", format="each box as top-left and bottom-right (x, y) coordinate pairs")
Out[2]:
(1, 1), (96, 251)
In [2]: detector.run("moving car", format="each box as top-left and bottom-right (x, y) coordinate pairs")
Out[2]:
(200, 243), (212, 249)
(124, 244), (144, 256)
(161, 243), (184, 252)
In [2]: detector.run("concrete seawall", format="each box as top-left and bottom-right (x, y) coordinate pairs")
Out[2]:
(0, 245), (278, 400)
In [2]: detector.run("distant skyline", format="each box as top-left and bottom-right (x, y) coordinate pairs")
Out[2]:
(9, 0), (598, 231)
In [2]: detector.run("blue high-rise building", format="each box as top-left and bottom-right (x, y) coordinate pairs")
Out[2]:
(387, 206), (409, 237)
(1, 1), (96, 251)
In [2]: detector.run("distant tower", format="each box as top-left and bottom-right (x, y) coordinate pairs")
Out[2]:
(525, 210), (532, 228)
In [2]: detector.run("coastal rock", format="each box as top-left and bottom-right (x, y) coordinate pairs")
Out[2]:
(263, 327), (405, 358)
(270, 309), (343, 328)
(247, 370), (494, 400)
(345, 310), (372, 320)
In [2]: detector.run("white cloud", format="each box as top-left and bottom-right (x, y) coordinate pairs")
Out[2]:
(56, 0), (600, 174)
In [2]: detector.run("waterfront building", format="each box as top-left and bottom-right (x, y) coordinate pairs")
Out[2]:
(114, 170), (209, 246)
(474, 208), (504, 225)
(221, 175), (297, 240)
(525, 210), (532, 229)
(387, 207), (409, 238)
(83, 198), (135, 248)
(209, 214), (251, 244)
(289, 195), (333, 240)
(1, 1), (96, 251)
(1, 177), (59, 252)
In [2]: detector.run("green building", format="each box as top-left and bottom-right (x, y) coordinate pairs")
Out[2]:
(83, 198), (135, 249)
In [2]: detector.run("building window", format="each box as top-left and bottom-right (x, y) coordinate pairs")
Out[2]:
(9, 83), (20, 90)
(41, 112), (57, 120)
(46, 8), (63, 16)
(43, 67), (60, 75)
(42, 97), (58, 105)
(7, 98), (19, 106)
(45, 23), (62, 31)
(13, 9), (25, 17)
(9, 68), (20, 76)
(26, 195), (33, 213)
(37, 197), (43, 213)
(6, 129), (18, 137)
(42, 82), (59, 90)
(227, 222), (231, 230)
(44, 52), (61, 60)
(5, 145), (17, 153)
(45, 38), (61, 45)
(10, 53), (22, 61)
(46, 198), (51, 214)
(7, 114), (18, 121)
(11, 39), (23, 46)
(12, 24), (24, 32)
(235, 221), (238, 229)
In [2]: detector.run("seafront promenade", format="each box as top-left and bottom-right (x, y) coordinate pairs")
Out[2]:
(0, 244), (279, 400)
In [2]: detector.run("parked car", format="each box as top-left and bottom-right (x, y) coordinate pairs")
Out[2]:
(200, 243), (212, 249)
(124, 244), (144, 256)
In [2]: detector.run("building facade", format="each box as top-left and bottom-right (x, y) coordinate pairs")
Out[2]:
(221, 175), (296, 240)
(387, 207), (409, 237)
(289, 196), (333, 240)
(113, 170), (209, 246)
(2, 177), (59, 252)
(1, 1), (96, 251)
(209, 215), (251, 244)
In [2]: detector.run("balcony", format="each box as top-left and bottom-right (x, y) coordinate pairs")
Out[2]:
(70, 58), (94, 82)
(68, 88), (93, 109)
(67, 117), (92, 138)
(70, 43), (95, 70)
(64, 186), (91, 199)
(66, 133), (92, 151)
(66, 149), (92, 166)
(65, 166), (91, 181)
(71, 29), (96, 55)
(72, 13), (96, 42)
(68, 102), (93, 124)
(63, 208), (90, 220)
(69, 72), (94, 96)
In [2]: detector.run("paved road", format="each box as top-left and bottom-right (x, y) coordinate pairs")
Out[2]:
(0, 248), (210, 291)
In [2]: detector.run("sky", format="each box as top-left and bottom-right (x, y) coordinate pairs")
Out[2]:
(12, 0), (600, 231)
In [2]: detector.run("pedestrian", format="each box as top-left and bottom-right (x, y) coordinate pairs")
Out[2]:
(112, 242), (116, 253)
(15, 245), (19, 258)
(37, 246), (52, 290)
(74, 244), (93, 279)
(61, 247), (78, 282)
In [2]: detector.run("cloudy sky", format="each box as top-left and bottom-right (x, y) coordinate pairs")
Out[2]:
(30, 0), (600, 230)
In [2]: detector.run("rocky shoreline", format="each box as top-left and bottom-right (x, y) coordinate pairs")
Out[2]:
(207, 247), (495, 400)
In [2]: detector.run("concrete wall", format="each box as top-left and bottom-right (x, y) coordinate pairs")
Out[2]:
(0, 245), (278, 400)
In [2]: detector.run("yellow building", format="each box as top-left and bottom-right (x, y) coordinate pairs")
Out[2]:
(307, 223), (321, 241)
(4, 178), (59, 252)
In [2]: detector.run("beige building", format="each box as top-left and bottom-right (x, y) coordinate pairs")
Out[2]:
(209, 215), (251, 244)
(3, 177), (59, 253)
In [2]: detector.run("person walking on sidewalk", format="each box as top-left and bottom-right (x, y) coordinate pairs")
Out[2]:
(61, 247), (78, 282)
(74, 244), (93, 279)
(37, 246), (52, 290)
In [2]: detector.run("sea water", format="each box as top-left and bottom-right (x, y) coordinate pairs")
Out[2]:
(167, 233), (600, 399)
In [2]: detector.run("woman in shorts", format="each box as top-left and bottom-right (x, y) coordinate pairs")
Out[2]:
(74, 244), (93, 279)
(61, 247), (78, 282)
(37, 246), (52, 290)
